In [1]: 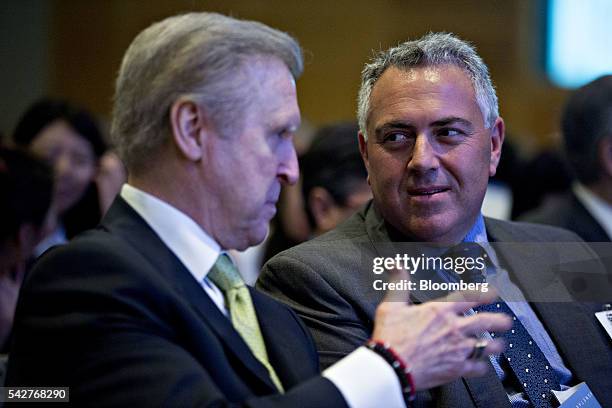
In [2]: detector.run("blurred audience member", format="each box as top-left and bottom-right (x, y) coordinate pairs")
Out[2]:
(483, 139), (574, 220)
(0, 147), (53, 353)
(300, 122), (371, 236)
(512, 149), (572, 219)
(96, 151), (128, 214)
(481, 138), (520, 220)
(12, 98), (126, 255)
(262, 122), (371, 264)
(521, 75), (612, 242)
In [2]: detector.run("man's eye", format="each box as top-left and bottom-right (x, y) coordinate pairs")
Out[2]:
(274, 129), (294, 141)
(437, 128), (463, 137)
(384, 133), (409, 143)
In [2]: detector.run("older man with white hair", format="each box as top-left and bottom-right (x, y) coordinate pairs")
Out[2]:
(6, 14), (512, 407)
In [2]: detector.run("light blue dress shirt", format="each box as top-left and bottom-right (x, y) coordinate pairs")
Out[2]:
(453, 215), (572, 407)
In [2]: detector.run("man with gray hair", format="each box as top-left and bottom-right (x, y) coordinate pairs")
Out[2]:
(259, 33), (612, 406)
(6, 15), (512, 407)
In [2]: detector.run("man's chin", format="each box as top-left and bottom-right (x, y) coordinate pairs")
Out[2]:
(241, 224), (270, 250)
(263, 202), (277, 219)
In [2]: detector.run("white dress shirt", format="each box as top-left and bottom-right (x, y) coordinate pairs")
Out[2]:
(121, 184), (227, 313)
(120, 184), (404, 408)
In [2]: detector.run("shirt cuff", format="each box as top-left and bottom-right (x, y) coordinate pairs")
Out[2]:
(323, 346), (405, 408)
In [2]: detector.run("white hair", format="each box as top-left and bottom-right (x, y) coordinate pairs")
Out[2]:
(111, 12), (303, 171)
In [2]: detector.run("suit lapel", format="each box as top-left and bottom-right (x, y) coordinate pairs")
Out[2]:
(101, 197), (278, 392)
(485, 218), (612, 399)
(362, 205), (509, 406)
(363, 201), (392, 243)
(484, 218), (573, 302)
(251, 289), (314, 389)
(529, 302), (612, 394)
(172, 268), (279, 391)
(362, 203), (431, 304)
(461, 372), (512, 408)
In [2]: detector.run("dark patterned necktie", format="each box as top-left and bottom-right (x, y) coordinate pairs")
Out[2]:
(476, 300), (561, 408)
(446, 243), (562, 408)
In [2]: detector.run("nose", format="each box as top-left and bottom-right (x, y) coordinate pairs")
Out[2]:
(407, 134), (438, 174)
(277, 141), (299, 185)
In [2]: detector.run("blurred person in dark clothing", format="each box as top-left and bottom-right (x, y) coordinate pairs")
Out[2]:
(12, 98), (125, 255)
(300, 122), (371, 236)
(0, 147), (53, 353)
(512, 149), (572, 220)
(262, 122), (371, 263)
(521, 75), (612, 242)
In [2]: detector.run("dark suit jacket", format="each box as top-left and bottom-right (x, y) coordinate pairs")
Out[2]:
(521, 191), (612, 297)
(520, 190), (610, 242)
(6, 197), (347, 407)
(0, 354), (7, 387)
(258, 201), (612, 408)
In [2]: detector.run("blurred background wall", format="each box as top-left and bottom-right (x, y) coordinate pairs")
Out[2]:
(0, 0), (576, 151)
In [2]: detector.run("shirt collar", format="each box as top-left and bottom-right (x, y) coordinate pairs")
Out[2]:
(463, 213), (488, 244)
(462, 213), (501, 268)
(572, 182), (612, 240)
(120, 184), (221, 283)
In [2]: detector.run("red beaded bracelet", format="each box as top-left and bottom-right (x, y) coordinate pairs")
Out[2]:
(365, 340), (416, 405)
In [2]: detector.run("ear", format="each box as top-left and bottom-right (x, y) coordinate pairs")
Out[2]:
(489, 117), (505, 177)
(598, 136), (612, 178)
(169, 98), (208, 162)
(308, 187), (338, 232)
(358, 131), (371, 184)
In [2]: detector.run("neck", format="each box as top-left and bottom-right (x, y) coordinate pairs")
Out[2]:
(128, 165), (217, 241)
(386, 221), (474, 246)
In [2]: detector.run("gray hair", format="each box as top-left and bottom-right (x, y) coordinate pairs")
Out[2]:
(111, 12), (303, 172)
(357, 32), (498, 139)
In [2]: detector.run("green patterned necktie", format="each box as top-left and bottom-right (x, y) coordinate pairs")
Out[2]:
(207, 254), (284, 392)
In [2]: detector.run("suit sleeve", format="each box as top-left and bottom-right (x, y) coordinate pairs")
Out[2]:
(257, 253), (373, 369)
(6, 242), (348, 408)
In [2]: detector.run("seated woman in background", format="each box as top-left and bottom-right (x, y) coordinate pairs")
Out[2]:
(12, 98), (126, 256)
(0, 147), (53, 353)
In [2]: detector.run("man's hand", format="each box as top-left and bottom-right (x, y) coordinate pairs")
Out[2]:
(371, 269), (511, 391)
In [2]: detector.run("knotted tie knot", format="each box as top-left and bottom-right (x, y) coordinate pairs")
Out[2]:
(442, 242), (489, 284)
(208, 254), (244, 291)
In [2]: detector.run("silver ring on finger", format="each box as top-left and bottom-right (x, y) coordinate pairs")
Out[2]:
(468, 339), (488, 360)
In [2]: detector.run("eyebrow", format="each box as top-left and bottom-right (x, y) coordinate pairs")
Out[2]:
(266, 115), (301, 134)
(374, 116), (474, 139)
(430, 116), (474, 131)
(374, 122), (415, 139)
